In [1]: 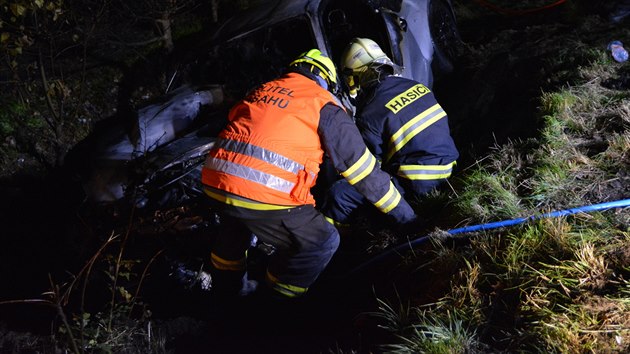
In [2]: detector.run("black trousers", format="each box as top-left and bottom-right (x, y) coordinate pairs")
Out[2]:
(210, 203), (340, 298)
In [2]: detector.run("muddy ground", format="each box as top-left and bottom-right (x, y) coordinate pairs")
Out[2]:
(1, 1), (629, 353)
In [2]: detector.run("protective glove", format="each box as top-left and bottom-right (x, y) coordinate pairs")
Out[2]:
(395, 215), (428, 236)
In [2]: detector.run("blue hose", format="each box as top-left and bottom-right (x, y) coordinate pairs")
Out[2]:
(346, 198), (630, 276)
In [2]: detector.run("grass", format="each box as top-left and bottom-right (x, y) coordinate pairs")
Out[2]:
(367, 3), (630, 352)
(372, 218), (629, 352)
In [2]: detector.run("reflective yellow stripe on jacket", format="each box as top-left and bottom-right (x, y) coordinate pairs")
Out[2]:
(397, 161), (456, 180)
(374, 182), (403, 213)
(340, 147), (403, 214)
(340, 147), (376, 185)
(385, 103), (446, 162)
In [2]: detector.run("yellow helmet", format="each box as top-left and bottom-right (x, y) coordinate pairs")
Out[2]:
(341, 38), (400, 95)
(290, 49), (338, 93)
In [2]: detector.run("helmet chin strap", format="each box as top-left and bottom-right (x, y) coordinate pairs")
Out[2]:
(356, 63), (395, 89)
(314, 75), (329, 90)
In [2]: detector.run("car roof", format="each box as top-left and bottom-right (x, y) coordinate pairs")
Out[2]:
(211, 0), (320, 44)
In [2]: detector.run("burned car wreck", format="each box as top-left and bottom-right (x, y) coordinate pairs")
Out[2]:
(68, 0), (460, 209)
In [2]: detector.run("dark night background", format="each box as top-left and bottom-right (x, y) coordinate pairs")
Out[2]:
(1, 0), (629, 352)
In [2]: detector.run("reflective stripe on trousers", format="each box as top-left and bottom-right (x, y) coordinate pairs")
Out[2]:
(209, 204), (340, 298)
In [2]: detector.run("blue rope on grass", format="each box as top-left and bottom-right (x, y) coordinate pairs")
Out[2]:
(346, 198), (630, 276)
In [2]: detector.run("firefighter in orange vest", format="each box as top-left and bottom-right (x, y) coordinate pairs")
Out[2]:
(201, 49), (417, 299)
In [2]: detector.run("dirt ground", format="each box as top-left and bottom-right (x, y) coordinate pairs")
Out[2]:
(1, 1), (629, 353)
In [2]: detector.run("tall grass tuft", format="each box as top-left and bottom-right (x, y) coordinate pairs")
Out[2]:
(454, 165), (523, 222)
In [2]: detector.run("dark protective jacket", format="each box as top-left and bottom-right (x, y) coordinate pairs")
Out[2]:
(202, 70), (415, 223)
(356, 75), (459, 189)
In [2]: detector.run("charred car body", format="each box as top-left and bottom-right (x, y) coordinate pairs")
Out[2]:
(70, 0), (460, 209)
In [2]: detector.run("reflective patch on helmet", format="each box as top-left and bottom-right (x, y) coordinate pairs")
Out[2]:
(385, 84), (431, 114)
(352, 48), (366, 61)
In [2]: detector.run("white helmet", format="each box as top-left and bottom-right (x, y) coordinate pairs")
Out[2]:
(340, 38), (401, 95)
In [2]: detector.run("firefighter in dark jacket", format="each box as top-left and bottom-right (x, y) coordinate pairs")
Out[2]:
(201, 49), (416, 299)
(321, 38), (459, 226)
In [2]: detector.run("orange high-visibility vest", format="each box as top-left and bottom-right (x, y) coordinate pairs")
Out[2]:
(202, 72), (338, 206)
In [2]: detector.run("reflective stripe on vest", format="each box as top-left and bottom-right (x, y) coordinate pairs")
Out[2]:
(204, 156), (296, 194)
(397, 161), (456, 180)
(203, 187), (292, 210)
(206, 137), (315, 194)
(216, 138), (304, 175)
(385, 103), (446, 162)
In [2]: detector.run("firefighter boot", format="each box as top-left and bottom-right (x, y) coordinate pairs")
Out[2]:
(211, 269), (258, 298)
